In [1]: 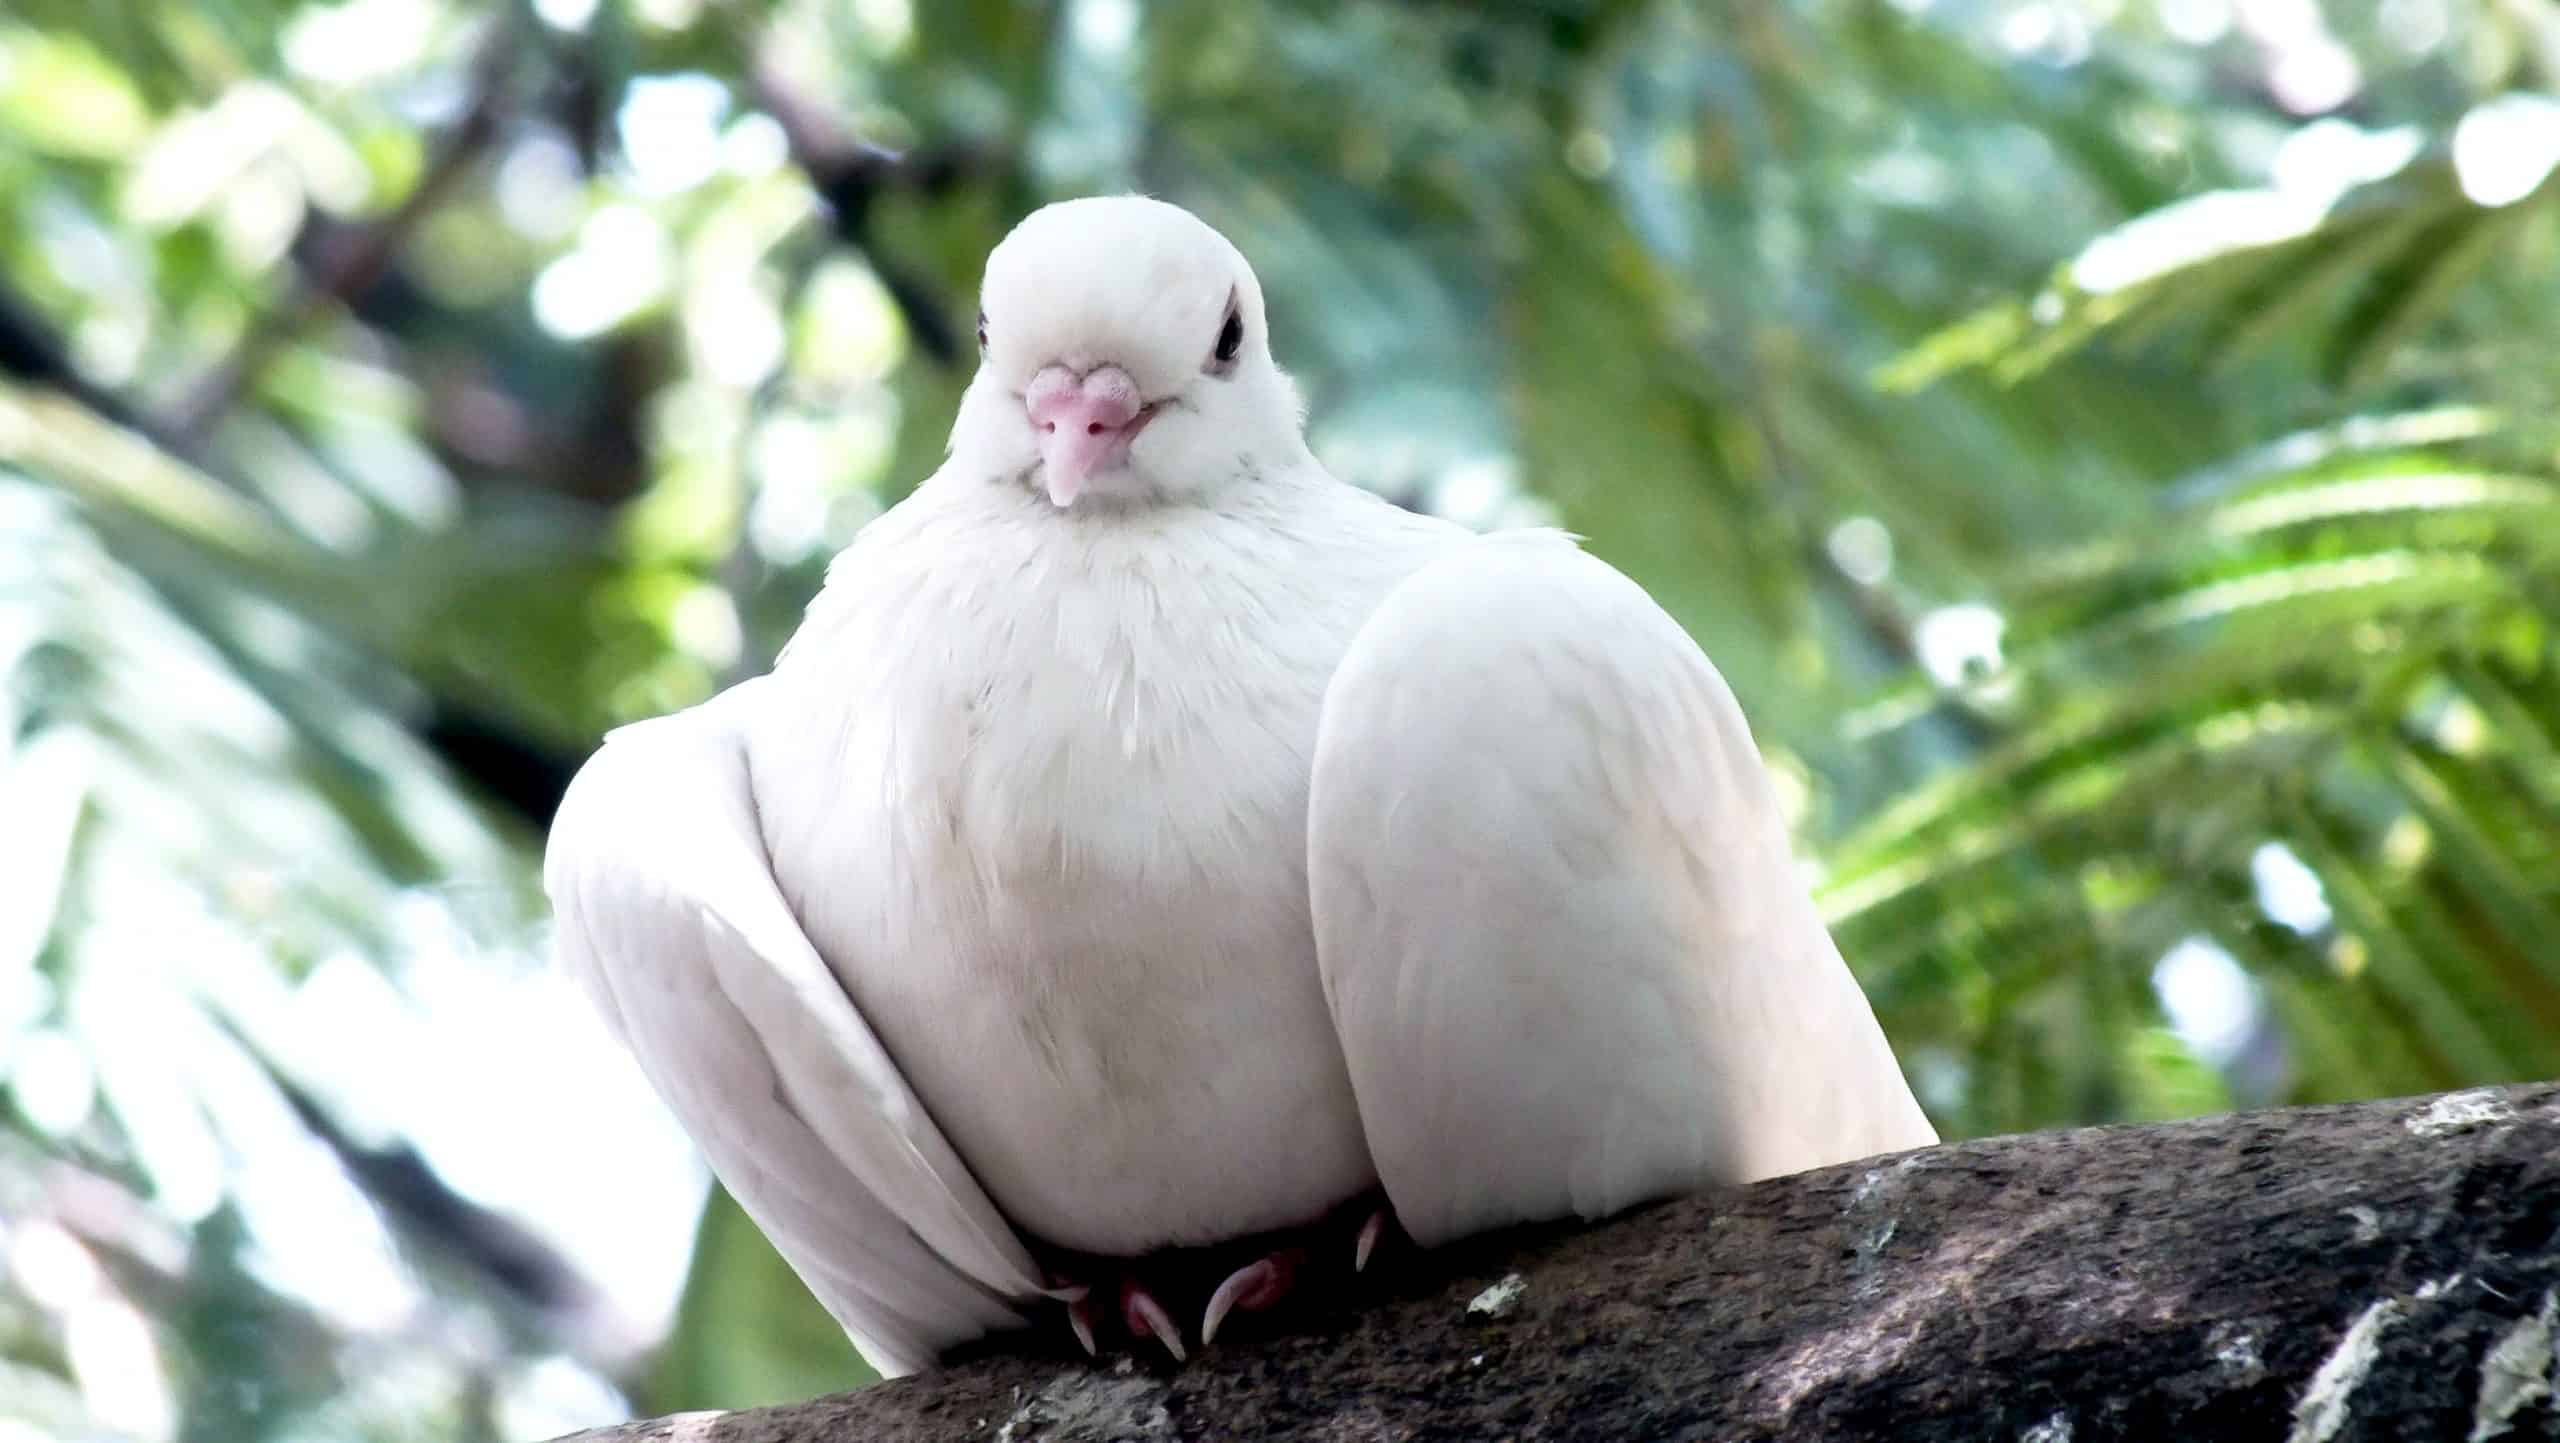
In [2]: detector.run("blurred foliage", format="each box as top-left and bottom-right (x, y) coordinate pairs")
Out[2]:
(2, 0), (2558, 1437)
(644, 1186), (862, 1415)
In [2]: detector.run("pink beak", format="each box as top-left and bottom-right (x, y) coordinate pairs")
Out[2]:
(1026, 364), (1154, 507)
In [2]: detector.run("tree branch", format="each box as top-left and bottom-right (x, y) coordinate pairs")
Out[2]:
(168, 18), (518, 440)
(558, 1083), (2560, 1442)
(735, 45), (982, 367)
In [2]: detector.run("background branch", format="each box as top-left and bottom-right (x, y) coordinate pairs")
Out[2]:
(737, 45), (980, 366)
(168, 19), (520, 440)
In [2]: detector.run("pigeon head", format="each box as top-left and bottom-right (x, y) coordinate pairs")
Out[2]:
(957, 196), (1307, 509)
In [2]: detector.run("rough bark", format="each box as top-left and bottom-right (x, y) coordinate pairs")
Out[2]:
(560, 1085), (2560, 1442)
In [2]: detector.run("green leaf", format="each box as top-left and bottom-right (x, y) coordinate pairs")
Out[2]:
(647, 1187), (876, 1413)
(2325, 207), (2527, 389)
(2118, 1026), (2235, 1122)
(0, 31), (152, 158)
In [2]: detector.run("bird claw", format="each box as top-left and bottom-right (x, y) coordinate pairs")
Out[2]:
(1046, 1198), (1394, 1361)
(1201, 1252), (1300, 1344)
(1066, 1294), (1098, 1357)
(1121, 1279), (1187, 1363)
(1354, 1208), (1386, 1273)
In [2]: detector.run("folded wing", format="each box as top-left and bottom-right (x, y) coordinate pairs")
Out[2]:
(545, 680), (1044, 1377)
(1309, 534), (1935, 1247)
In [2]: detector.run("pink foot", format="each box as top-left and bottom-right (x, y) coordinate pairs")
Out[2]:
(1201, 1246), (1307, 1344)
(1039, 1193), (1402, 1362)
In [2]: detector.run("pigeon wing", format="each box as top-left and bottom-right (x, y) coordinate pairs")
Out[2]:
(1308, 534), (1936, 1247)
(545, 680), (1044, 1376)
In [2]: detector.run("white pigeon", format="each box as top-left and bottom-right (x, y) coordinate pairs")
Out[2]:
(544, 195), (1936, 1379)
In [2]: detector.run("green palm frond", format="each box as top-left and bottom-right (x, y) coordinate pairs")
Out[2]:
(1881, 117), (2560, 393)
(0, 435), (533, 1437)
(1826, 407), (2560, 1133)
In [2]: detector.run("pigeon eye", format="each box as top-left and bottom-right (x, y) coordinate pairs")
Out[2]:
(976, 311), (988, 352)
(1208, 303), (1243, 374)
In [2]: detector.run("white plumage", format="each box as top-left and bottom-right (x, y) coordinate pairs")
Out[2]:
(544, 195), (1935, 1378)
